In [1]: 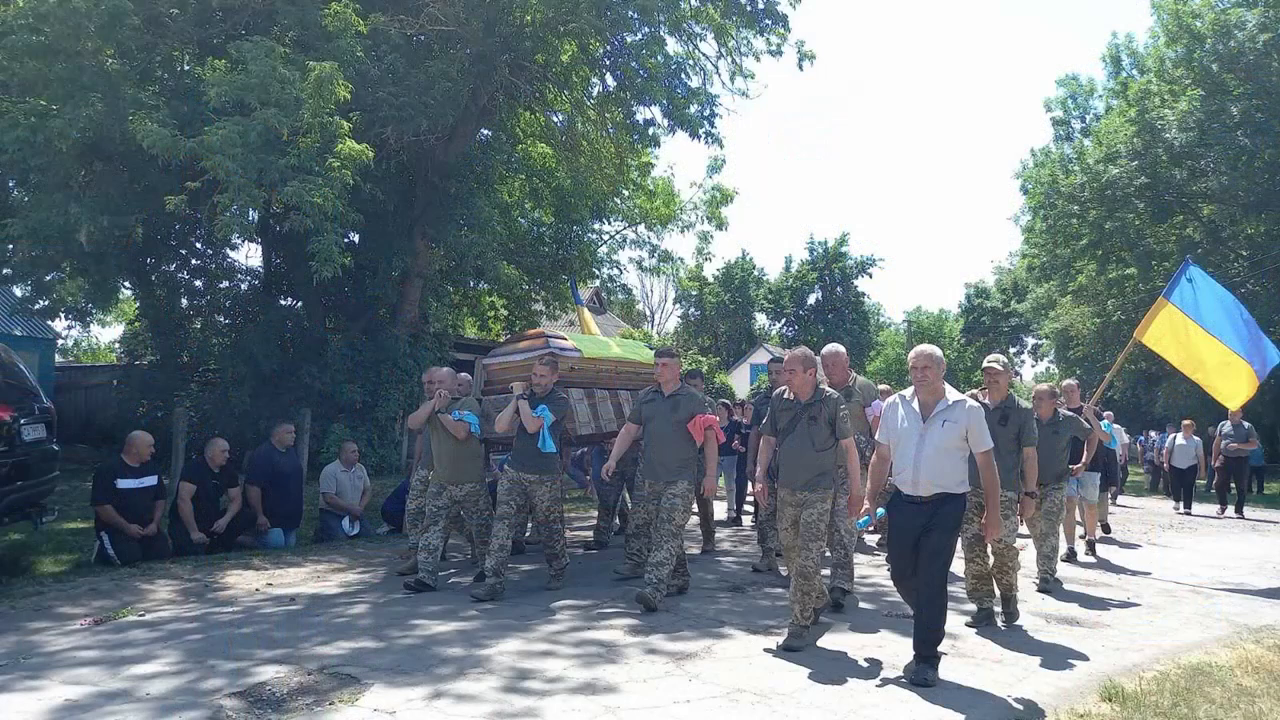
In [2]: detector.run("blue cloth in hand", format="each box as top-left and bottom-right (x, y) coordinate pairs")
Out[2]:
(531, 405), (558, 453)
(450, 410), (482, 437)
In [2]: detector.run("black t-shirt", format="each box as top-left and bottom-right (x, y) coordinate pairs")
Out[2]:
(718, 419), (741, 456)
(1065, 405), (1106, 471)
(90, 456), (166, 532)
(244, 442), (305, 531)
(171, 457), (239, 532)
(507, 387), (571, 476)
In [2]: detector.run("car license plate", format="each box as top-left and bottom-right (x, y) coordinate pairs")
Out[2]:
(20, 424), (47, 442)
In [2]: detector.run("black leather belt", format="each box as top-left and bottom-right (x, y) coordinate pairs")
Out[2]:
(896, 490), (962, 504)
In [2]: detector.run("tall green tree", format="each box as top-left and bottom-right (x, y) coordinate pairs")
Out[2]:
(1016, 0), (1280, 449)
(674, 237), (769, 369)
(766, 233), (878, 369)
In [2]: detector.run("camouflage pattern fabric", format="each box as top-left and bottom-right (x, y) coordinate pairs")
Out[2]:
(756, 475), (780, 558)
(642, 477), (696, 600)
(623, 468), (653, 569)
(827, 465), (857, 592)
(779, 486), (833, 626)
(484, 470), (568, 588)
(415, 483), (493, 584)
(404, 466), (431, 551)
(961, 488), (1021, 608)
(873, 480), (894, 536)
(1026, 481), (1067, 580)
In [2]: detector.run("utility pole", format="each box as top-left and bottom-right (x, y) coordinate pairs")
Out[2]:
(905, 319), (913, 349)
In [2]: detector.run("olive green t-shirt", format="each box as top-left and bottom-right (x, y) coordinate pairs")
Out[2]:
(830, 373), (879, 467)
(760, 386), (852, 492)
(426, 396), (486, 485)
(1035, 408), (1093, 487)
(967, 391), (1038, 492)
(627, 383), (714, 486)
(506, 387), (570, 475)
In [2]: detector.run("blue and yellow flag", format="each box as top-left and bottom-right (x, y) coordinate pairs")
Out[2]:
(569, 278), (602, 336)
(1135, 258), (1280, 410)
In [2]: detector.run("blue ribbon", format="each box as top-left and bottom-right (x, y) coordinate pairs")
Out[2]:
(449, 410), (482, 438)
(531, 405), (558, 453)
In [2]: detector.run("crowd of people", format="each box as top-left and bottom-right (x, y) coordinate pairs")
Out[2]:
(1136, 412), (1265, 517)
(85, 342), (1267, 690)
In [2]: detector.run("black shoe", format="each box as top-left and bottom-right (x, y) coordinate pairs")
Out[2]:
(964, 607), (997, 628)
(829, 587), (849, 612)
(908, 664), (939, 688)
(1084, 539), (1097, 557)
(731, 515), (743, 527)
(1078, 532), (1086, 540)
(472, 570), (486, 583)
(779, 624), (811, 652)
(1100, 522), (1112, 536)
(511, 541), (526, 556)
(1036, 576), (1054, 594)
(403, 577), (436, 593)
(1061, 547), (1078, 563)
(1001, 595), (1020, 625)
(584, 540), (608, 552)
(812, 600), (830, 625)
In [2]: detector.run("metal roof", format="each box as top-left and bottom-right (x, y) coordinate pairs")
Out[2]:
(0, 287), (59, 341)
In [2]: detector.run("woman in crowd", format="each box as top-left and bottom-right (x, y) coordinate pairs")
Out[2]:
(715, 399), (742, 524)
(1164, 419), (1205, 515)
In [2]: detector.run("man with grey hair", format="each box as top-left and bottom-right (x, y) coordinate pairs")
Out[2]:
(315, 441), (374, 542)
(457, 372), (474, 397)
(818, 342), (879, 611)
(757, 346), (859, 651)
(863, 344), (1000, 687)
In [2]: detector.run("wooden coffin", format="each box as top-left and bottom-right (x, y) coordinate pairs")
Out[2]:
(477, 329), (654, 396)
(480, 387), (641, 447)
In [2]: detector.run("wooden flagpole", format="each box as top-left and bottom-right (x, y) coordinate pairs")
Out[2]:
(1088, 335), (1139, 406)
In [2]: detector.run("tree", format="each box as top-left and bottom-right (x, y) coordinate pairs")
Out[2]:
(673, 237), (769, 369)
(865, 307), (965, 391)
(0, 0), (810, 468)
(766, 233), (879, 370)
(1015, 0), (1280, 448)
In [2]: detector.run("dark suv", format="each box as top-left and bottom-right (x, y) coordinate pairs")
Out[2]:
(0, 343), (59, 527)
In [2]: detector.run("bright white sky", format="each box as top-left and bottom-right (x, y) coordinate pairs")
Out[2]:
(659, 0), (1154, 321)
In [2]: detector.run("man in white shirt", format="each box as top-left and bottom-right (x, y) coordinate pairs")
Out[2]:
(862, 345), (1001, 688)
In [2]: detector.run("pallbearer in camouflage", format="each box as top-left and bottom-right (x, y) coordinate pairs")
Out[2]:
(961, 354), (1039, 627)
(756, 347), (858, 652)
(401, 367), (492, 593)
(397, 367), (442, 576)
(588, 441), (637, 551)
(603, 347), (719, 612)
(472, 357), (572, 601)
(747, 356), (786, 573)
(819, 343), (878, 610)
(1028, 383), (1096, 593)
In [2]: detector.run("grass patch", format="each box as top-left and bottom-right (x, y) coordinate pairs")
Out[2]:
(1056, 627), (1280, 720)
(1123, 463), (1280, 510)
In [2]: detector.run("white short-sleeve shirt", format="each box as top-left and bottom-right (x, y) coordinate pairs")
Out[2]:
(875, 383), (995, 495)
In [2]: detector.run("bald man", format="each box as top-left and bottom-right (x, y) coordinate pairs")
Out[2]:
(170, 437), (256, 555)
(92, 431), (172, 566)
(457, 373), (475, 397)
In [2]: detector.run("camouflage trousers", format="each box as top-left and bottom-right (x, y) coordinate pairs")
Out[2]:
(485, 470), (568, 588)
(961, 488), (1021, 608)
(756, 475), (780, 559)
(828, 465), (862, 592)
(641, 477), (696, 599)
(779, 486), (833, 626)
(623, 469), (652, 569)
(873, 480), (895, 537)
(405, 467), (470, 553)
(415, 483), (493, 584)
(1026, 481), (1067, 580)
(593, 461), (635, 546)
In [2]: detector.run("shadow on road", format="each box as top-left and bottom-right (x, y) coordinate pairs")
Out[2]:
(763, 624), (885, 686)
(878, 673), (1048, 719)
(1045, 585), (1141, 612)
(975, 625), (1090, 671)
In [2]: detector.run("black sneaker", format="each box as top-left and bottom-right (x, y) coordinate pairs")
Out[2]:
(1084, 539), (1097, 557)
(964, 607), (997, 628)
(908, 664), (939, 688)
(1061, 546), (1078, 563)
(1100, 522), (1112, 536)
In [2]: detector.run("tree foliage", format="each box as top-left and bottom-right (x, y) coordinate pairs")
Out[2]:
(1015, 0), (1280, 449)
(0, 0), (809, 469)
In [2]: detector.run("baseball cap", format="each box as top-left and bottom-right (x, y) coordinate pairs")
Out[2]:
(981, 353), (1012, 372)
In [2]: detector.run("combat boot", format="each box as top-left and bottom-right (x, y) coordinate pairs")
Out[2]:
(665, 582), (689, 597)
(545, 574), (565, 591)
(751, 553), (779, 573)
(394, 557), (419, 576)
(778, 624), (811, 652)
(613, 562), (644, 579)
(829, 587), (857, 612)
(470, 583), (505, 602)
(1001, 594), (1020, 625)
(965, 606), (997, 628)
(635, 588), (661, 612)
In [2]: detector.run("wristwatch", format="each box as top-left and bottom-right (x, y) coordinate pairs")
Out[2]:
(1022, 490), (1039, 500)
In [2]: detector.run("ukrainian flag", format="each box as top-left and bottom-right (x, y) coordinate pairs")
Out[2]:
(1135, 258), (1280, 410)
(569, 278), (602, 336)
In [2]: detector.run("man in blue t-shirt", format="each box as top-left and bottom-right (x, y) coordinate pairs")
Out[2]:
(245, 420), (305, 549)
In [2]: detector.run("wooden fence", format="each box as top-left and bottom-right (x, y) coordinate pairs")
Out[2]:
(53, 363), (133, 446)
